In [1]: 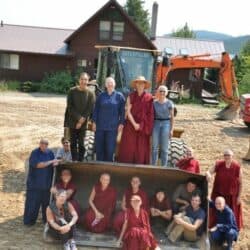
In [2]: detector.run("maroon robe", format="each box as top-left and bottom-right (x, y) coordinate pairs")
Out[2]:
(176, 158), (200, 174)
(150, 196), (171, 226)
(122, 208), (157, 250)
(84, 183), (117, 233)
(113, 188), (149, 234)
(118, 91), (154, 164)
(55, 181), (81, 218)
(210, 160), (243, 229)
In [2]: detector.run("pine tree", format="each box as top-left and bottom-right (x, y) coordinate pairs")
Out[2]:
(124, 0), (150, 36)
(171, 22), (196, 38)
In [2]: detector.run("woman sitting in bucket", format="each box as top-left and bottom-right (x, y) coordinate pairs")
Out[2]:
(46, 189), (78, 250)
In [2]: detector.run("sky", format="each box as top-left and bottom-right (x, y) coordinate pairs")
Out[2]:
(0, 0), (249, 37)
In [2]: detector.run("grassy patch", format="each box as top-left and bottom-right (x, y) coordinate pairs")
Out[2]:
(0, 81), (21, 91)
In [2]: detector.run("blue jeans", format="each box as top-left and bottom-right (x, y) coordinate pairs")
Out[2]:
(152, 120), (170, 167)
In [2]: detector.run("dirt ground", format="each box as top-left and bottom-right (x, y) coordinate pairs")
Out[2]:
(0, 91), (249, 250)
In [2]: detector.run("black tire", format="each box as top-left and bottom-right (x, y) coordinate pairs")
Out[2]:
(84, 130), (95, 161)
(244, 121), (250, 128)
(168, 138), (188, 167)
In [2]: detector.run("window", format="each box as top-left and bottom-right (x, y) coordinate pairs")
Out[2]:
(77, 59), (87, 67)
(0, 53), (19, 70)
(99, 21), (111, 40)
(112, 22), (124, 41)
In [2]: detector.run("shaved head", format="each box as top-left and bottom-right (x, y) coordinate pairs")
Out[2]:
(215, 196), (226, 211)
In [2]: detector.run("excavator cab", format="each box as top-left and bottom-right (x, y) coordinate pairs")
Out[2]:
(95, 46), (160, 95)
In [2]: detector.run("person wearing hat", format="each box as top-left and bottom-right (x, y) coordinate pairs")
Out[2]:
(56, 137), (72, 162)
(117, 76), (154, 164)
(24, 139), (61, 226)
(151, 85), (174, 167)
(206, 149), (243, 230)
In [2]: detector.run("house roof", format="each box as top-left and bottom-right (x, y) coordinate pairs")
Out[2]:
(153, 36), (225, 56)
(64, 0), (156, 50)
(0, 24), (73, 55)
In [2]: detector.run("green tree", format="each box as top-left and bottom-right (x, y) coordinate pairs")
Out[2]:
(241, 39), (250, 56)
(171, 22), (196, 38)
(124, 0), (150, 35)
(234, 40), (250, 91)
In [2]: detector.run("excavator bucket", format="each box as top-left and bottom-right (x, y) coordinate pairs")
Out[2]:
(216, 103), (240, 120)
(243, 137), (250, 161)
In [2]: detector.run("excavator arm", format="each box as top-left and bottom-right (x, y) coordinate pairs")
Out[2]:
(156, 52), (240, 120)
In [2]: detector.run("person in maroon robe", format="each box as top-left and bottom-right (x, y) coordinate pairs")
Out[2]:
(176, 147), (200, 174)
(150, 188), (172, 228)
(113, 176), (149, 234)
(83, 173), (117, 233)
(117, 195), (159, 250)
(117, 76), (154, 164)
(51, 168), (81, 219)
(206, 149), (243, 230)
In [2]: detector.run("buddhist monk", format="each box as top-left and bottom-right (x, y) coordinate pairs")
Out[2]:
(117, 195), (159, 250)
(113, 176), (149, 234)
(117, 76), (154, 164)
(206, 149), (243, 230)
(51, 168), (81, 219)
(150, 188), (172, 228)
(84, 173), (117, 233)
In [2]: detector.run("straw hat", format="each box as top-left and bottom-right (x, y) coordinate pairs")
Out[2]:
(130, 76), (151, 89)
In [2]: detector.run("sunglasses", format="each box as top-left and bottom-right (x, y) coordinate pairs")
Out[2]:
(224, 154), (231, 156)
(159, 90), (166, 93)
(41, 142), (48, 145)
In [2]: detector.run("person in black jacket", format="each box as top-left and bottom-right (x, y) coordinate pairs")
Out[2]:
(66, 72), (95, 161)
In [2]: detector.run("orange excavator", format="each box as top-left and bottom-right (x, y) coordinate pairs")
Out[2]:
(156, 52), (240, 120)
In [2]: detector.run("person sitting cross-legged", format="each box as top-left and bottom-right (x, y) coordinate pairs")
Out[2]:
(150, 188), (172, 229)
(83, 173), (117, 233)
(166, 193), (206, 243)
(46, 189), (78, 250)
(209, 196), (238, 250)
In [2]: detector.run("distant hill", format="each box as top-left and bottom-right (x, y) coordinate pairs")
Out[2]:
(224, 35), (250, 55)
(163, 30), (250, 54)
(195, 30), (233, 41)
(195, 31), (250, 54)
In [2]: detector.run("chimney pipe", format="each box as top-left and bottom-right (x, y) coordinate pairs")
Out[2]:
(1, 20), (3, 27)
(150, 2), (158, 40)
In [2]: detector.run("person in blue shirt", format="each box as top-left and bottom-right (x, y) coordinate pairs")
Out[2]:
(152, 85), (174, 167)
(166, 193), (206, 243)
(23, 138), (60, 225)
(209, 196), (238, 250)
(92, 77), (125, 162)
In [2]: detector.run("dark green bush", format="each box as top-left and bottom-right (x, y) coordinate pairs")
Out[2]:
(40, 71), (74, 94)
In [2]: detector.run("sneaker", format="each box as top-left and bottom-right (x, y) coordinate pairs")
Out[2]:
(63, 241), (71, 250)
(70, 239), (78, 250)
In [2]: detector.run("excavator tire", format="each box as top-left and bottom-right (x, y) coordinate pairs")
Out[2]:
(168, 138), (188, 167)
(84, 130), (95, 161)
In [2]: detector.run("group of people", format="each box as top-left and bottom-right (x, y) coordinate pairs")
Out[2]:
(23, 72), (243, 250)
(65, 72), (174, 166)
(23, 138), (243, 250)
